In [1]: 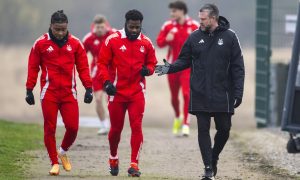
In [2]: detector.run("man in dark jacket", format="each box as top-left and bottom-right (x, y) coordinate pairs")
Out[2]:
(155, 4), (245, 180)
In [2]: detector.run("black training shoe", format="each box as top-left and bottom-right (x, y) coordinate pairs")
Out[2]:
(128, 163), (141, 177)
(109, 158), (119, 176)
(212, 160), (218, 177)
(201, 166), (215, 180)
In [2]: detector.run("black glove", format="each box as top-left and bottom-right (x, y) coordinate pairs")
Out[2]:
(104, 81), (116, 96)
(25, 89), (35, 105)
(234, 97), (242, 108)
(84, 88), (93, 104)
(155, 59), (170, 76)
(140, 65), (150, 76)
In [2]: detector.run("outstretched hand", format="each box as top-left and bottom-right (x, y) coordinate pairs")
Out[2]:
(155, 59), (171, 76)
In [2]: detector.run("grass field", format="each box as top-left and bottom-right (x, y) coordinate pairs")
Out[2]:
(0, 120), (42, 180)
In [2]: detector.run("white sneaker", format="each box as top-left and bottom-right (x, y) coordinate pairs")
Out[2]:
(97, 127), (109, 135)
(181, 124), (190, 137)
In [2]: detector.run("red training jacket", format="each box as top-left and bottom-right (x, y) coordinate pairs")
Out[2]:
(156, 16), (199, 63)
(82, 29), (115, 78)
(97, 29), (158, 102)
(26, 33), (92, 102)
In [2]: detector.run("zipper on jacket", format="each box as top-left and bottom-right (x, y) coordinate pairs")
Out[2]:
(226, 91), (229, 113)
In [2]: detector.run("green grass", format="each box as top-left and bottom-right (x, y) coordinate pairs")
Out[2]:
(0, 120), (43, 180)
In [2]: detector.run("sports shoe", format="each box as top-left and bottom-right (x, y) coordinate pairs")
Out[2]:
(97, 127), (109, 135)
(109, 158), (119, 176)
(57, 151), (71, 171)
(49, 164), (59, 176)
(201, 166), (215, 180)
(128, 162), (141, 177)
(181, 124), (190, 136)
(172, 117), (182, 135)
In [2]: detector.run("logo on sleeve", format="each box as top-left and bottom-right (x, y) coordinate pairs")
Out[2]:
(47, 46), (54, 53)
(119, 45), (127, 52)
(218, 38), (223, 46)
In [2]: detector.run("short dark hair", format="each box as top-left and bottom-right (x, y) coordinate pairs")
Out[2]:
(93, 14), (107, 24)
(169, 1), (188, 14)
(125, 9), (143, 22)
(51, 10), (68, 24)
(200, 4), (219, 20)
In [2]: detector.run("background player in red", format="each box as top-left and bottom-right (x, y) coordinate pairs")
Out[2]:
(98, 9), (157, 177)
(82, 15), (114, 135)
(156, 1), (199, 136)
(25, 10), (93, 175)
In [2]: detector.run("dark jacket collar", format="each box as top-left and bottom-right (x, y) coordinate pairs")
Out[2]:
(48, 28), (69, 48)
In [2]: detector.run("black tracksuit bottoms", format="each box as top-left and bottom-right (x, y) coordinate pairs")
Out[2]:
(195, 112), (232, 167)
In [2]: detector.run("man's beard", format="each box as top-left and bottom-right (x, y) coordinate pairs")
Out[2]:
(201, 24), (212, 33)
(125, 24), (140, 41)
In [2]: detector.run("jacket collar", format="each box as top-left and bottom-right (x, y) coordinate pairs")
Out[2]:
(119, 28), (141, 40)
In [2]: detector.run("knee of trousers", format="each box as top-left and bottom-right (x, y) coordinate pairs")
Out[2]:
(65, 124), (79, 134)
(216, 124), (231, 133)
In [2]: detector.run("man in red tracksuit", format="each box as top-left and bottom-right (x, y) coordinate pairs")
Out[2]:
(97, 9), (157, 177)
(82, 15), (115, 135)
(25, 10), (93, 175)
(156, 1), (199, 136)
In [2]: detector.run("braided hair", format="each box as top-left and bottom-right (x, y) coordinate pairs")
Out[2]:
(51, 10), (68, 24)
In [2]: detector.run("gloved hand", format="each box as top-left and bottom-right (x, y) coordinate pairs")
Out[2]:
(234, 97), (242, 108)
(104, 80), (117, 96)
(140, 65), (150, 76)
(84, 88), (93, 104)
(155, 59), (170, 76)
(25, 89), (35, 105)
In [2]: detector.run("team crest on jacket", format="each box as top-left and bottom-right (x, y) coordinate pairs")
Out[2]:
(47, 45), (54, 53)
(120, 45), (126, 52)
(94, 39), (100, 45)
(140, 46), (145, 53)
(218, 38), (223, 46)
(67, 44), (72, 51)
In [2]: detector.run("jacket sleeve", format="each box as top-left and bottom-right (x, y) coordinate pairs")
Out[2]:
(168, 36), (192, 73)
(75, 42), (92, 88)
(230, 33), (245, 99)
(145, 41), (158, 75)
(26, 43), (41, 90)
(156, 24), (170, 48)
(97, 38), (113, 84)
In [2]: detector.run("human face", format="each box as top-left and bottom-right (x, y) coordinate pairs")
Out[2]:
(126, 20), (142, 37)
(199, 10), (216, 32)
(93, 23), (109, 37)
(170, 8), (185, 21)
(50, 23), (68, 40)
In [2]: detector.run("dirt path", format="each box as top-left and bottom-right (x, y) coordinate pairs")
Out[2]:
(25, 126), (286, 180)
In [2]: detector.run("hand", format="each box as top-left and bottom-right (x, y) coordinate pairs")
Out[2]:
(140, 65), (150, 77)
(104, 81), (116, 96)
(166, 32), (174, 42)
(234, 97), (242, 108)
(25, 89), (35, 105)
(155, 59), (170, 76)
(84, 88), (93, 104)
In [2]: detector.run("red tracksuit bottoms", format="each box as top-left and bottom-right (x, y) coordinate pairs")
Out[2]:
(167, 68), (190, 125)
(41, 98), (79, 165)
(108, 97), (145, 164)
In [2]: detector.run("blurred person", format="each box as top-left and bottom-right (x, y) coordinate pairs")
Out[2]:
(155, 4), (245, 180)
(98, 9), (157, 177)
(156, 0), (199, 136)
(82, 15), (115, 135)
(25, 10), (93, 175)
